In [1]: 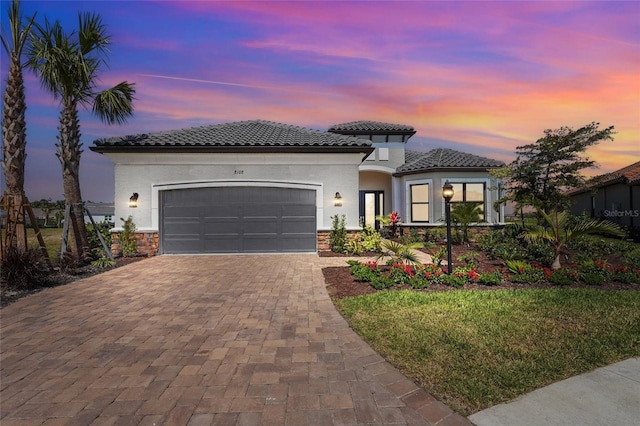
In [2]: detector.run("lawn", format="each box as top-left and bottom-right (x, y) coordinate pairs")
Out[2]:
(335, 288), (640, 416)
(27, 227), (63, 260)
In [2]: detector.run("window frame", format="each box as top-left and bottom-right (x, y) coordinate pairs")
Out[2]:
(448, 181), (487, 221)
(405, 179), (433, 224)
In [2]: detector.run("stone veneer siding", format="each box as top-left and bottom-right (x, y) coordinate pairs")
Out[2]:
(111, 231), (354, 256)
(111, 232), (159, 257)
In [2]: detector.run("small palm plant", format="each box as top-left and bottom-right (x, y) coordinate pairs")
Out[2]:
(376, 240), (424, 266)
(522, 209), (624, 269)
(451, 202), (484, 243)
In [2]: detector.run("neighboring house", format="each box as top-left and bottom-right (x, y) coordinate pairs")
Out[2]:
(568, 160), (640, 232)
(91, 119), (504, 255)
(84, 202), (115, 225)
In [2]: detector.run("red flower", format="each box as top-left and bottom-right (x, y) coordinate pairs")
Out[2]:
(389, 211), (400, 224)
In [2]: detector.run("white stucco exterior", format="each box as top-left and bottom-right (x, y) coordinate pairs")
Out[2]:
(105, 152), (365, 233)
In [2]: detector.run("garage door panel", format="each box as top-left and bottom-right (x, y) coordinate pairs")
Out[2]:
(161, 187), (316, 254)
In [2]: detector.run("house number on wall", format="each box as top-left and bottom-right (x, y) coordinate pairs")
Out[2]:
(234, 170), (244, 175)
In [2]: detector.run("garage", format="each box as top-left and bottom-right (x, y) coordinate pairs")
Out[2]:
(160, 186), (317, 254)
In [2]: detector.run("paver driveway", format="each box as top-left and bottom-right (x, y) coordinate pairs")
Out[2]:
(1, 255), (470, 425)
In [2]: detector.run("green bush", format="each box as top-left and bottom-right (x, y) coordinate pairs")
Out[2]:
(578, 260), (612, 285)
(477, 270), (504, 285)
(361, 226), (382, 252)
(504, 260), (545, 284)
(1, 248), (50, 290)
(548, 268), (578, 286)
(371, 274), (395, 290)
(350, 263), (377, 282)
(623, 248), (640, 269)
(524, 241), (554, 267)
(457, 251), (480, 269)
(329, 214), (347, 253)
(119, 216), (138, 257)
(86, 221), (113, 259)
(345, 236), (363, 255)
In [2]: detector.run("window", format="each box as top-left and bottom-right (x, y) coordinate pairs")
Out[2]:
(410, 183), (429, 222)
(450, 182), (485, 220)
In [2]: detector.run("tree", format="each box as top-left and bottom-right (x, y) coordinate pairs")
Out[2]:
(27, 13), (135, 262)
(31, 198), (61, 227)
(522, 209), (624, 269)
(499, 122), (615, 214)
(1, 0), (36, 253)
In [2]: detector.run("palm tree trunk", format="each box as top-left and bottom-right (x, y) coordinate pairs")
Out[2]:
(57, 102), (90, 262)
(2, 57), (29, 252)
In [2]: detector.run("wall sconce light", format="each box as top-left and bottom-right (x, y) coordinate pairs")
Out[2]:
(129, 192), (139, 208)
(334, 192), (343, 207)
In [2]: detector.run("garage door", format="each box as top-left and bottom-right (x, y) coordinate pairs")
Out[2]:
(160, 187), (317, 254)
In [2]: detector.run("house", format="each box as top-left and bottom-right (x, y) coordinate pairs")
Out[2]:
(84, 202), (115, 225)
(568, 160), (640, 233)
(91, 119), (504, 255)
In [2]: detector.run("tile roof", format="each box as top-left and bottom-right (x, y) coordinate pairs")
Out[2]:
(395, 148), (504, 175)
(91, 120), (373, 153)
(328, 121), (416, 135)
(568, 160), (640, 194)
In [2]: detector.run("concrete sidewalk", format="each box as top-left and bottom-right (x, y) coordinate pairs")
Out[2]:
(469, 358), (640, 426)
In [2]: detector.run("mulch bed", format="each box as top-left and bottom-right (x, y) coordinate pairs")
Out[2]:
(321, 243), (638, 300)
(1, 256), (147, 308)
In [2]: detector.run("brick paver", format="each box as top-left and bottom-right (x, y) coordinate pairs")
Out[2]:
(1, 255), (470, 425)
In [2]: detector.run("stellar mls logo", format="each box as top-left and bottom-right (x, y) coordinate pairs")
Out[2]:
(603, 210), (640, 217)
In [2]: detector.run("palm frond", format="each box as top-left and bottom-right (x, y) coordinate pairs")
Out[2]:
(92, 81), (136, 125)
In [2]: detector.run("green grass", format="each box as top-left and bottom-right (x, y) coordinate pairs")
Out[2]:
(336, 288), (640, 415)
(27, 227), (63, 260)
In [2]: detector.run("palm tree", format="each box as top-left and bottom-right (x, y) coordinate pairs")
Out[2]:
(1, 0), (36, 253)
(451, 202), (483, 244)
(27, 13), (135, 262)
(522, 209), (625, 269)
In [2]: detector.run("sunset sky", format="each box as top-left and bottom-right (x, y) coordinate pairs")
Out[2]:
(2, 0), (639, 202)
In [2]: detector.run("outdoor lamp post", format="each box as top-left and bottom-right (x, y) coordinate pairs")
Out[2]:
(442, 181), (454, 274)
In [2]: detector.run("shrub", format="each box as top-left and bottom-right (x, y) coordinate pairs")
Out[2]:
(371, 274), (395, 290)
(548, 268), (577, 286)
(119, 216), (138, 257)
(86, 221), (113, 259)
(504, 260), (546, 284)
(360, 226), (382, 252)
(578, 260), (613, 285)
(1, 248), (50, 290)
(623, 248), (640, 269)
(91, 256), (116, 269)
(524, 241), (554, 267)
(613, 266), (640, 284)
(431, 246), (447, 267)
(329, 214), (347, 253)
(477, 270), (504, 285)
(457, 251), (480, 269)
(350, 262), (377, 282)
(423, 227), (446, 243)
(345, 235), (363, 255)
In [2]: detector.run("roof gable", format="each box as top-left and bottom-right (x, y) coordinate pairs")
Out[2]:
(569, 160), (640, 195)
(395, 148), (504, 175)
(91, 120), (373, 153)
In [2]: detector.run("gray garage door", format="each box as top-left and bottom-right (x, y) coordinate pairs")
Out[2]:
(160, 186), (317, 254)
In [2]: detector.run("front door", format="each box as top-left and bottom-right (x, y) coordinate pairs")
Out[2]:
(359, 190), (384, 229)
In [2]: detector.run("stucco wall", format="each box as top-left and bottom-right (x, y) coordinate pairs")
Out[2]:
(398, 172), (503, 225)
(104, 152), (366, 233)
